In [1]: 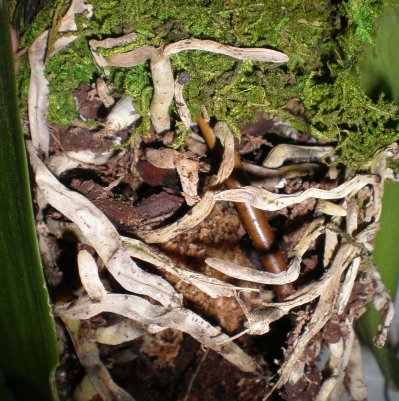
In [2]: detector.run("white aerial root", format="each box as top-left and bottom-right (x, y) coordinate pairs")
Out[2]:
(262, 144), (334, 168)
(57, 294), (260, 373)
(215, 174), (377, 210)
(62, 317), (135, 401)
(150, 51), (175, 132)
(261, 172), (393, 400)
(175, 155), (200, 206)
(94, 319), (148, 345)
(77, 250), (106, 302)
(345, 335), (367, 401)
(243, 162), (320, 178)
(263, 244), (358, 399)
(28, 30), (51, 153)
(28, 0), (91, 153)
(56, 229), (260, 372)
(27, 142), (181, 309)
(174, 72), (195, 129)
(315, 200), (347, 217)
(205, 217), (325, 285)
(369, 264), (395, 347)
(212, 122), (236, 185)
(122, 236), (258, 298)
(163, 38), (289, 63)
(45, 217), (257, 299)
(315, 322), (355, 401)
(105, 96), (140, 132)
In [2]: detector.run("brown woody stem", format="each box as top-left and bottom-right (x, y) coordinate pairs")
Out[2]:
(198, 115), (295, 300)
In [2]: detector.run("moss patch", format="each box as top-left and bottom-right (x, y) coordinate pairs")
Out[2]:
(18, 0), (399, 167)
(45, 37), (98, 125)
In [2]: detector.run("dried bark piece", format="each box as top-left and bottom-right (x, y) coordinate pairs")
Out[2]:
(145, 148), (178, 169)
(137, 160), (179, 187)
(50, 126), (125, 166)
(74, 83), (104, 121)
(134, 191), (184, 226)
(139, 190), (216, 243)
(175, 155), (200, 206)
(69, 179), (183, 232)
(96, 78), (115, 108)
(69, 179), (142, 232)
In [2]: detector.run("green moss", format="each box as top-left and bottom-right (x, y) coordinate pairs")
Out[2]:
(171, 51), (237, 124)
(171, 121), (190, 150)
(110, 64), (153, 135)
(347, 0), (380, 45)
(19, 1), (54, 49)
(45, 37), (98, 125)
(16, 55), (30, 118)
(17, 0), (398, 167)
(301, 69), (398, 166)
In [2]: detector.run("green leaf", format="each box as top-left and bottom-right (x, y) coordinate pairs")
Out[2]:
(357, 181), (399, 390)
(0, 2), (59, 401)
(357, 0), (399, 390)
(373, 181), (399, 299)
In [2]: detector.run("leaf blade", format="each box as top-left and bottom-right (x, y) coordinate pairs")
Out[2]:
(0, 2), (58, 400)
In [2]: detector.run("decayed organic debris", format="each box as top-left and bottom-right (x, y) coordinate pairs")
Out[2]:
(22, 1), (398, 400)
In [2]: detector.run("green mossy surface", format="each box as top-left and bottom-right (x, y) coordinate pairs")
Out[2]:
(17, 0), (399, 167)
(45, 37), (98, 125)
(18, 1), (53, 49)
